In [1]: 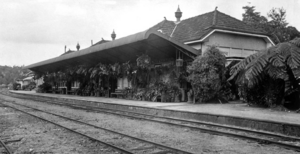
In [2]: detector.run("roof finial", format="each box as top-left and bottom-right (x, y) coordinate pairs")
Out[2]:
(175, 5), (182, 22)
(164, 17), (167, 20)
(215, 6), (218, 10)
(111, 30), (116, 40)
(76, 42), (80, 51)
(177, 5), (181, 12)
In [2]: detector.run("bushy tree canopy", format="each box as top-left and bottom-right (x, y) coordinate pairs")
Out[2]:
(0, 65), (30, 85)
(242, 6), (300, 44)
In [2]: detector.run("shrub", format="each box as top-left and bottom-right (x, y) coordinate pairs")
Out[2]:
(238, 76), (284, 107)
(188, 46), (227, 103)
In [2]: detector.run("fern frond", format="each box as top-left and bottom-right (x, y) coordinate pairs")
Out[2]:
(292, 68), (300, 78)
(244, 53), (268, 84)
(288, 44), (300, 69)
(228, 52), (261, 81)
(289, 38), (300, 47)
(274, 43), (291, 59)
(269, 53), (285, 67)
(265, 64), (286, 79)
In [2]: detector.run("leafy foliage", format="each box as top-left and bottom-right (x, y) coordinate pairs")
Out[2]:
(188, 46), (227, 103)
(37, 59), (185, 102)
(0, 65), (30, 85)
(242, 6), (300, 44)
(37, 82), (52, 93)
(229, 38), (300, 109)
(22, 81), (36, 90)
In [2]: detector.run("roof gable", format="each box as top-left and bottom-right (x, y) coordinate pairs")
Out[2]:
(92, 39), (111, 46)
(60, 49), (75, 56)
(152, 10), (268, 43)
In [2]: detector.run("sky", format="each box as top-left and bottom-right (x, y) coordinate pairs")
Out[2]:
(0, 0), (299, 67)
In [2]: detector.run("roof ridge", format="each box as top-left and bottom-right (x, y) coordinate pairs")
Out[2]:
(216, 11), (245, 25)
(180, 10), (215, 23)
(215, 10), (267, 34)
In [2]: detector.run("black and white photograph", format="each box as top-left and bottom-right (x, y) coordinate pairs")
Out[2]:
(0, 0), (300, 153)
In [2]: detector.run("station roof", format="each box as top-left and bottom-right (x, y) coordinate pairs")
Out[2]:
(151, 9), (269, 43)
(24, 28), (199, 73)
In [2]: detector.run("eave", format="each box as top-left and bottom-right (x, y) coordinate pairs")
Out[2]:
(184, 29), (275, 46)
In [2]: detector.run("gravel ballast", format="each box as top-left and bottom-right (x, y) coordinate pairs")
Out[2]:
(1, 93), (299, 154)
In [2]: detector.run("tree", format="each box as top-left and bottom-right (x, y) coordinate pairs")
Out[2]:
(242, 6), (268, 28)
(188, 46), (227, 103)
(229, 38), (300, 109)
(0, 65), (30, 85)
(242, 6), (300, 44)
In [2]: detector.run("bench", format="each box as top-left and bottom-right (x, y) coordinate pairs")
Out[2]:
(111, 89), (125, 98)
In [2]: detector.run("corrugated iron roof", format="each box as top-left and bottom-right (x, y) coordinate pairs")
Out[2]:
(25, 28), (199, 73)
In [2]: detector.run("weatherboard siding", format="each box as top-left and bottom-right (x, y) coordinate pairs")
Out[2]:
(196, 32), (268, 58)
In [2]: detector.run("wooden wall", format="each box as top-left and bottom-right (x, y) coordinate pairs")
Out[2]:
(189, 32), (270, 58)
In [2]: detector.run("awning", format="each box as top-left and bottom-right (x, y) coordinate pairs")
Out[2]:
(25, 28), (199, 73)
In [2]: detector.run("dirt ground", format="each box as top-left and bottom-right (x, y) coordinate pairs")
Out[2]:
(1, 93), (299, 154)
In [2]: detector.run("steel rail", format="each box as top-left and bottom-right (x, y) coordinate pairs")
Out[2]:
(47, 101), (300, 152)
(0, 140), (13, 154)
(19, 98), (300, 152)
(3, 92), (297, 141)
(0, 102), (133, 154)
(2, 101), (193, 154)
(2, 93), (300, 152)
(38, 98), (300, 142)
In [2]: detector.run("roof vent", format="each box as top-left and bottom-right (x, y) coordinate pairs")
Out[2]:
(175, 5), (182, 22)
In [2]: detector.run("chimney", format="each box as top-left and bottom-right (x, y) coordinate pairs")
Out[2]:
(64, 45), (66, 53)
(111, 30), (116, 40)
(91, 40), (93, 45)
(76, 42), (80, 51)
(175, 5), (182, 22)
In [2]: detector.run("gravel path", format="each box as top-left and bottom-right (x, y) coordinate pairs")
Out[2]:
(1, 93), (299, 154)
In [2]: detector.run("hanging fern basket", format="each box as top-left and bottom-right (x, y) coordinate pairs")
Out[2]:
(137, 54), (151, 68)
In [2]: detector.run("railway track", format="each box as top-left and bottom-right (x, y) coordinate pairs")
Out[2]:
(0, 139), (13, 154)
(0, 100), (193, 154)
(2, 92), (300, 152)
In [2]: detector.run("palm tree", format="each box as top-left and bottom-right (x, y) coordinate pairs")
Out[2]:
(229, 38), (300, 108)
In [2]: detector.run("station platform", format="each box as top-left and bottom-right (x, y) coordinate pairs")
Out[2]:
(8, 90), (300, 137)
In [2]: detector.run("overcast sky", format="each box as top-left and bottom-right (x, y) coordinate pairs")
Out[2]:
(0, 0), (299, 66)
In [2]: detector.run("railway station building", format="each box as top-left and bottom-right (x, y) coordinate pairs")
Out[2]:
(25, 7), (274, 102)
